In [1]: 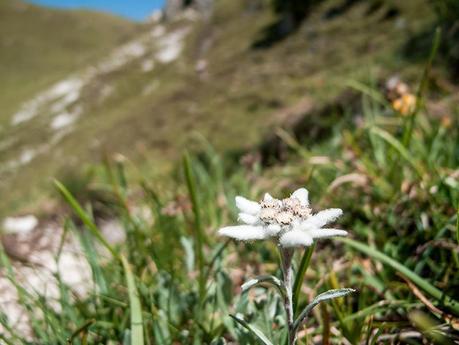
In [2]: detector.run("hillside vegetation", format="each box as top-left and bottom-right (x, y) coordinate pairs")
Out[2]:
(1, 1), (458, 343)
(0, 0), (438, 215)
(2, 62), (458, 343)
(0, 0), (141, 121)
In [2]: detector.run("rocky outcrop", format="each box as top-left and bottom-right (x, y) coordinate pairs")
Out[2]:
(164, 0), (213, 20)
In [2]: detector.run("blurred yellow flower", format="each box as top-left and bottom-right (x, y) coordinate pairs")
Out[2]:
(392, 93), (416, 116)
(441, 115), (452, 129)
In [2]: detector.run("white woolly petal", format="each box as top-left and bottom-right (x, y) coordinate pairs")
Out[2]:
(238, 213), (259, 225)
(279, 230), (313, 248)
(235, 196), (261, 215)
(291, 218), (302, 230)
(307, 228), (348, 239)
(291, 188), (309, 206)
(218, 225), (267, 240)
(301, 208), (343, 229)
(265, 224), (282, 236)
(264, 193), (274, 201)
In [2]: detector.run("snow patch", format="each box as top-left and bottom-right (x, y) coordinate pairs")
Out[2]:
(180, 8), (200, 21)
(11, 77), (83, 126)
(9, 24), (189, 128)
(50, 89), (80, 113)
(49, 78), (83, 97)
(100, 219), (126, 244)
(27, 249), (92, 297)
(50, 111), (79, 130)
(0, 277), (32, 339)
(97, 40), (147, 74)
(10, 106), (35, 125)
(151, 25), (166, 38)
(2, 215), (38, 234)
(155, 28), (190, 64)
(195, 59), (208, 73)
(99, 84), (114, 103)
(19, 149), (37, 165)
(123, 41), (146, 57)
(50, 128), (72, 145)
(0, 220), (115, 338)
(0, 216), (129, 337)
(142, 59), (155, 72)
(5, 145), (50, 171)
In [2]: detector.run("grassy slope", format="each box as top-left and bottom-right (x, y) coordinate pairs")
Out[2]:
(7, 78), (457, 343)
(0, 0), (141, 213)
(0, 0), (436, 215)
(0, 0), (140, 121)
(1, 1), (458, 344)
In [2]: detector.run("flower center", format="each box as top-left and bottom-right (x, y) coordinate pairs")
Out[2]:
(259, 196), (311, 227)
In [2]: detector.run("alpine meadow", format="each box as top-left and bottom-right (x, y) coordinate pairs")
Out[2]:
(0, 0), (458, 344)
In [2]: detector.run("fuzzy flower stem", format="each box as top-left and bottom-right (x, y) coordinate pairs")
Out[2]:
(280, 247), (297, 345)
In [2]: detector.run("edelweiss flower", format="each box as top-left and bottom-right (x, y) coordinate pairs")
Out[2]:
(218, 188), (347, 247)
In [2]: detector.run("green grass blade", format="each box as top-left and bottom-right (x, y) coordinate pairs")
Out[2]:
(54, 179), (118, 260)
(370, 127), (423, 177)
(66, 319), (95, 344)
(402, 27), (441, 147)
(293, 244), (315, 314)
(183, 153), (206, 301)
(342, 300), (418, 322)
(230, 314), (274, 345)
(345, 80), (389, 107)
(121, 255), (144, 345)
(55, 179), (144, 342)
(0, 334), (18, 345)
(456, 206), (459, 245)
(77, 224), (108, 294)
(338, 237), (459, 314)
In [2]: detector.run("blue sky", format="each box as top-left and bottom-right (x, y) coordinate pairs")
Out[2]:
(28, 0), (165, 21)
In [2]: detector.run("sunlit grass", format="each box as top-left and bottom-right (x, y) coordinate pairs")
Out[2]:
(1, 66), (458, 343)
(1, 1), (458, 343)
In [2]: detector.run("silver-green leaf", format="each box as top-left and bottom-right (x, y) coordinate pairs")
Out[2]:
(293, 288), (355, 332)
(230, 314), (274, 345)
(241, 275), (286, 298)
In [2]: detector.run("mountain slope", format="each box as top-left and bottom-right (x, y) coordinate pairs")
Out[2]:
(0, 0), (141, 121)
(0, 0), (436, 215)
